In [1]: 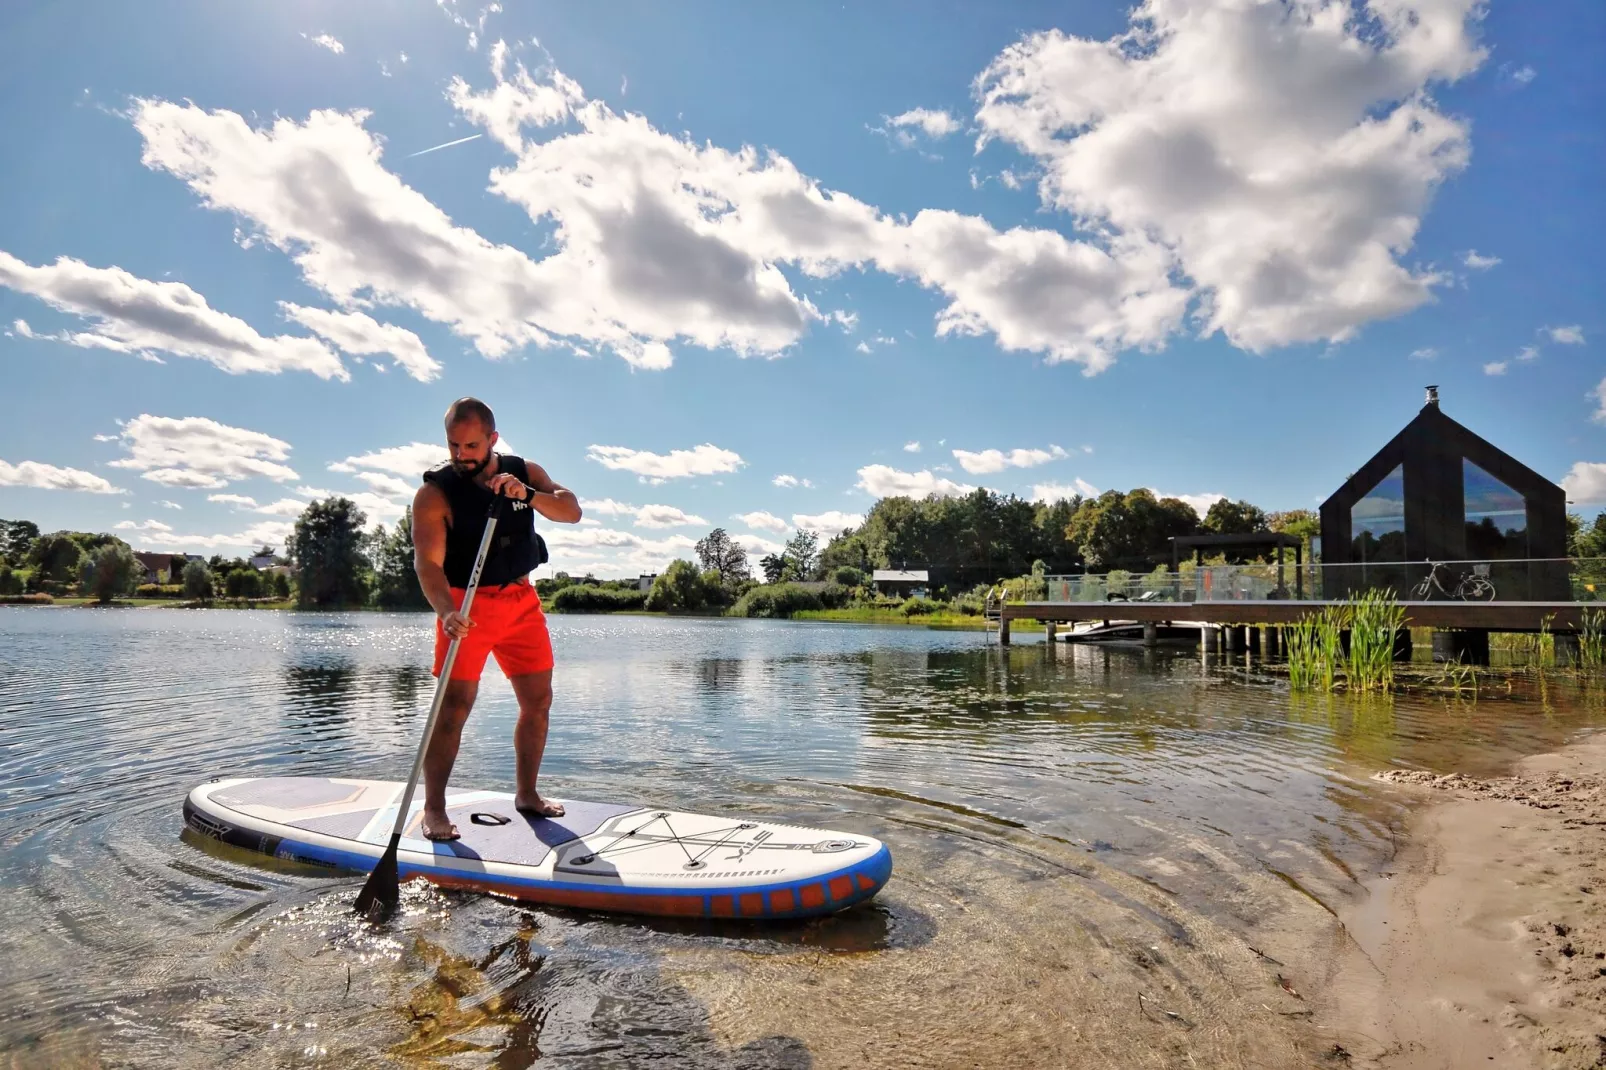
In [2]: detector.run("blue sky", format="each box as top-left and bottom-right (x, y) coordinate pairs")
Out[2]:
(1, 0), (1601, 577)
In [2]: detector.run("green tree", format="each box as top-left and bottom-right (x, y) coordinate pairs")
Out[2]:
(0, 566), (22, 595)
(783, 529), (819, 580)
(1203, 499), (1268, 537)
(1, 519), (40, 567)
(27, 534), (85, 584)
(1573, 510), (1606, 558)
(645, 559), (712, 612)
(1067, 489), (1200, 570)
(758, 554), (787, 584)
(223, 568), (265, 599)
(182, 558), (213, 600)
(83, 543), (139, 603)
(271, 571), (291, 599)
(287, 497), (372, 608)
(693, 527), (751, 586)
(817, 530), (872, 574)
(372, 506), (429, 609)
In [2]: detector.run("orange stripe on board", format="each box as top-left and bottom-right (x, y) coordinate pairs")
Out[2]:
(828, 876), (853, 901)
(739, 893), (765, 916)
(710, 895), (735, 917)
(800, 883), (826, 910)
(856, 873), (877, 892)
(769, 888), (795, 913)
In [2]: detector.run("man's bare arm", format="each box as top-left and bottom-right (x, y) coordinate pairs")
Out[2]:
(488, 461), (582, 524)
(411, 483), (461, 621)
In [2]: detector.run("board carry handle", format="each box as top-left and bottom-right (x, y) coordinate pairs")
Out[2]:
(470, 812), (512, 826)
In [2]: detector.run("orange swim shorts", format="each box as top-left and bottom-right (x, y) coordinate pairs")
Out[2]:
(432, 581), (555, 681)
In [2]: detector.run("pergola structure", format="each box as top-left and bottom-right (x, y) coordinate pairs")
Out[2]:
(1169, 533), (1306, 598)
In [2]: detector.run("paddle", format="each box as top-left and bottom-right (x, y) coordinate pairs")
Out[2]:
(355, 492), (506, 921)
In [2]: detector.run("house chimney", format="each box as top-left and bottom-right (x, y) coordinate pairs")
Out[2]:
(1425, 384), (1439, 408)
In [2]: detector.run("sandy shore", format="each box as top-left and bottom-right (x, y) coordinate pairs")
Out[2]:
(1316, 731), (1606, 1069)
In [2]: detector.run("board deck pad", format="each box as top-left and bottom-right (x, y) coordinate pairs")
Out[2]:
(184, 776), (891, 920)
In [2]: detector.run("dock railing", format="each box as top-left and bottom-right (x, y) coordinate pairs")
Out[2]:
(1042, 557), (1606, 605)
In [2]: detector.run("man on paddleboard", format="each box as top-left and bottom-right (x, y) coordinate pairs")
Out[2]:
(412, 397), (583, 841)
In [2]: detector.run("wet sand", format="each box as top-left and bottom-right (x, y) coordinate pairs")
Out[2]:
(1319, 732), (1606, 1069)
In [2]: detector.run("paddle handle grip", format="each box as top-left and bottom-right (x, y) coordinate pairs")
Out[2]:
(386, 495), (507, 842)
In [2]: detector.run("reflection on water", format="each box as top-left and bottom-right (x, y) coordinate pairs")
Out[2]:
(0, 608), (1602, 1067)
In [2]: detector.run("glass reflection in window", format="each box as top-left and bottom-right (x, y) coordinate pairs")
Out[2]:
(1464, 459), (1527, 560)
(1352, 464), (1406, 561)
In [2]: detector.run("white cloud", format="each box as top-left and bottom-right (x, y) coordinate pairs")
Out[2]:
(736, 510), (789, 534)
(1462, 250), (1500, 270)
(772, 474), (813, 488)
(1516, 345), (1539, 362)
(584, 498), (640, 516)
(883, 108), (963, 143)
(0, 459), (123, 494)
(343, 491), (407, 524)
(1483, 361), (1507, 376)
(1030, 479), (1099, 502)
(1410, 346), (1438, 360)
(279, 303), (441, 381)
(130, 519), (296, 554)
(107, 415), (298, 489)
(0, 252), (347, 379)
(10, 319), (33, 337)
(158, 499), (181, 509)
(856, 464), (975, 499)
(255, 498), (311, 518)
(1591, 378), (1606, 425)
(353, 471), (416, 498)
(447, 40), (585, 153)
(304, 33), (344, 55)
(903, 441), (921, 453)
(586, 443), (744, 483)
(208, 493), (258, 507)
(634, 504), (707, 529)
(1148, 489), (1224, 517)
(1547, 325), (1585, 345)
(952, 444), (1068, 474)
(972, 0), (1486, 356)
(115, 519), (173, 534)
(1504, 63), (1537, 86)
(1563, 462), (1606, 504)
(791, 510), (863, 538)
(734, 533), (786, 558)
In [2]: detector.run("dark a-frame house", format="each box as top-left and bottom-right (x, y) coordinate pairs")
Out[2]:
(1319, 387), (1567, 600)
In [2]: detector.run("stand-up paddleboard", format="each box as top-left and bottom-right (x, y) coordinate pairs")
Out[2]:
(184, 776), (892, 920)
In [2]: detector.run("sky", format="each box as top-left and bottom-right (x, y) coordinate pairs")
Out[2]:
(0, 0), (1601, 578)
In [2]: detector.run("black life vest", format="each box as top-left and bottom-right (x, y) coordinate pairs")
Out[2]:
(422, 453), (549, 587)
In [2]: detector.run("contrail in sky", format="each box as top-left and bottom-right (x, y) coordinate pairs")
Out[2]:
(407, 133), (482, 158)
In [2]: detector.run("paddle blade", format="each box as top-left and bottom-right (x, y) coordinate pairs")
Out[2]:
(353, 833), (402, 920)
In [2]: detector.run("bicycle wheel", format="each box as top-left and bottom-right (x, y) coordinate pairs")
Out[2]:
(1409, 577), (1433, 600)
(1462, 577), (1496, 601)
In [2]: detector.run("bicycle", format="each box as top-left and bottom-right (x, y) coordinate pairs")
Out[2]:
(1409, 561), (1496, 601)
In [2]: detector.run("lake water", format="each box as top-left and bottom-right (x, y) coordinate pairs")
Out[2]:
(1, 607), (1602, 1068)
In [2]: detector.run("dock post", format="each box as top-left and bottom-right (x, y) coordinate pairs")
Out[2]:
(1142, 622), (1158, 648)
(999, 614), (1011, 646)
(1045, 622), (1057, 643)
(1554, 633), (1580, 667)
(1223, 625), (1239, 653)
(1202, 624), (1219, 654)
(1431, 629), (1489, 666)
(1266, 626), (1281, 657)
(1393, 628), (1413, 662)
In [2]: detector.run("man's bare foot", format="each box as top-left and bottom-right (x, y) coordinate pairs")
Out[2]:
(420, 809), (460, 841)
(514, 793), (566, 818)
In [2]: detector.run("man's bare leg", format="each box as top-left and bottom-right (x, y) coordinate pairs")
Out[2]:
(510, 671), (564, 817)
(421, 678), (478, 840)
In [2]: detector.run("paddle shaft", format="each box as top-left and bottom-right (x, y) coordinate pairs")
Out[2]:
(386, 496), (503, 841)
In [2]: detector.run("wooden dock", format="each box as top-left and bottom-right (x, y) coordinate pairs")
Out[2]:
(998, 599), (1590, 644)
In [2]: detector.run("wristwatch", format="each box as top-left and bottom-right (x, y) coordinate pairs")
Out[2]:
(521, 482), (537, 502)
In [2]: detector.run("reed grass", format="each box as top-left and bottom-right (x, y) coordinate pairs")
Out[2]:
(1346, 589), (1407, 692)
(1580, 607), (1606, 671)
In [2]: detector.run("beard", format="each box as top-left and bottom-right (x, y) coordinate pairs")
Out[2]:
(452, 454), (490, 478)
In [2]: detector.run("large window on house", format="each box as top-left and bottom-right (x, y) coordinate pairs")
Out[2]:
(1464, 459), (1527, 560)
(1351, 464), (1406, 562)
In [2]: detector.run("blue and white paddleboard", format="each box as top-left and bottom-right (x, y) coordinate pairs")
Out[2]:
(183, 776), (892, 920)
